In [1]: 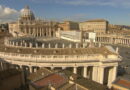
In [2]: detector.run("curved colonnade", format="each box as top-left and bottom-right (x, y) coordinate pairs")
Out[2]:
(0, 45), (121, 88)
(96, 34), (130, 47)
(0, 35), (124, 88)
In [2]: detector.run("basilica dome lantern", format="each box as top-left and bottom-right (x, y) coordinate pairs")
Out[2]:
(20, 5), (35, 21)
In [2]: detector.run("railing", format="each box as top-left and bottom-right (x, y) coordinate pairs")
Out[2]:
(96, 36), (130, 47)
(0, 52), (105, 63)
(4, 37), (81, 48)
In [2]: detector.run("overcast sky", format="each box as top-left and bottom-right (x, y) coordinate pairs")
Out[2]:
(0, 0), (130, 25)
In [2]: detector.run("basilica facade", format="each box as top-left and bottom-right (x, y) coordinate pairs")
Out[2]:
(9, 6), (58, 37)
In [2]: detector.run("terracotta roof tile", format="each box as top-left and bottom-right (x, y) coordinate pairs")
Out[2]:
(116, 79), (130, 88)
(34, 73), (67, 88)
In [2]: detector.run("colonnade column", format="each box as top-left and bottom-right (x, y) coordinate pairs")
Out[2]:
(40, 28), (42, 37)
(73, 67), (77, 74)
(15, 65), (20, 70)
(107, 66), (117, 88)
(83, 66), (88, 78)
(51, 66), (54, 70)
(28, 28), (30, 35)
(112, 66), (117, 81)
(34, 67), (37, 72)
(19, 65), (23, 70)
(62, 67), (66, 70)
(0, 62), (3, 71)
(29, 66), (33, 73)
(98, 67), (104, 84)
(92, 66), (98, 81)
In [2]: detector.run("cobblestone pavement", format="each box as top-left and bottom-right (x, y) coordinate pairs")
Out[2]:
(109, 44), (130, 78)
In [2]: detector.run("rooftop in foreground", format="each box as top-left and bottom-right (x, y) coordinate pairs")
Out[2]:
(0, 46), (117, 56)
(0, 69), (21, 80)
(29, 69), (108, 90)
(112, 77), (130, 89)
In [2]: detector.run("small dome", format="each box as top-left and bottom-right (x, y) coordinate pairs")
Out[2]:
(20, 5), (35, 20)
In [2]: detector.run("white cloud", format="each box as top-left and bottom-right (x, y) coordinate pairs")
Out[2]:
(0, 5), (20, 23)
(31, 0), (130, 8)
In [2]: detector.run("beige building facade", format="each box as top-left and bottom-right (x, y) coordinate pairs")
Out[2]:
(96, 34), (130, 47)
(79, 19), (109, 34)
(58, 21), (79, 31)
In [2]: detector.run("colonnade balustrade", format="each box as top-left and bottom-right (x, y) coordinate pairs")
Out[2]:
(4, 35), (130, 49)
(0, 51), (115, 63)
(4, 39), (103, 49)
(4, 39), (82, 49)
(96, 36), (130, 47)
